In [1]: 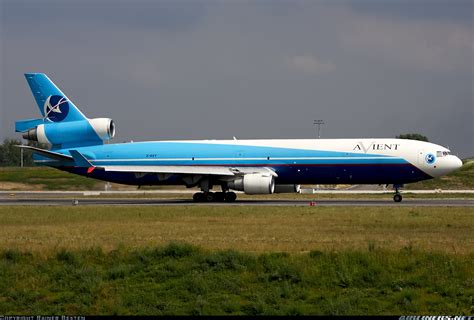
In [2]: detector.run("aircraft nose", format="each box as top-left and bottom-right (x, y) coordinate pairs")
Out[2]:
(430, 155), (463, 177)
(445, 155), (463, 173)
(452, 156), (463, 170)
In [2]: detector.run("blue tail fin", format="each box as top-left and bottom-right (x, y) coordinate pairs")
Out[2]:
(25, 73), (87, 122)
(17, 73), (114, 150)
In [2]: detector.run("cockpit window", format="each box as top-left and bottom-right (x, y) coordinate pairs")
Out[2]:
(436, 151), (451, 157)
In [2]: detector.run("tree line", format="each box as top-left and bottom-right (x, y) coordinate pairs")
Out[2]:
(0, 138), (47, 167)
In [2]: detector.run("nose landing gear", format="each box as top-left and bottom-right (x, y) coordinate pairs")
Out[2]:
(393, 184), (403, 202)
(393, 193), (402, 202)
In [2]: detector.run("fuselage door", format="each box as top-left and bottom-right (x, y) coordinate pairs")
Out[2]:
(417, 150), (425, 165)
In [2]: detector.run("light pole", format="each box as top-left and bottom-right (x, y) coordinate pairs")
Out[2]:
(313, 120), (324, 191)
(313, 120), (324, 139)
(20, 139), (24, 168)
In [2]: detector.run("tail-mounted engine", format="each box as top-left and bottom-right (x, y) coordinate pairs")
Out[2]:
(21, 118), (115, 147)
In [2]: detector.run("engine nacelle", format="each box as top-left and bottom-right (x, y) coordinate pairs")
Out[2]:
(274, 184), (301, 193)
(88, 118), (116, 141)
(227, 174), (275, 194)
(22, 118), (115, 146)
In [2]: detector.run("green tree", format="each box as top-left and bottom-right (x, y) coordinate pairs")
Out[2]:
(0, 138), (48, 167)
(396, 133), (429, 142)
(0, 138), (22, 166)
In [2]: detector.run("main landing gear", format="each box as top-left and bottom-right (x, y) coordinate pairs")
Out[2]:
(193, 179), (237, 202)
(193, 191), (237, 202)
(393, 184), (403, 202)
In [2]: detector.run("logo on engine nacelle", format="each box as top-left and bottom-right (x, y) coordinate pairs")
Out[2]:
(44, 95), (69, 122)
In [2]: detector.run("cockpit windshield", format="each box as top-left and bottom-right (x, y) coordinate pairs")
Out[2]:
(436, 151), (451, 157)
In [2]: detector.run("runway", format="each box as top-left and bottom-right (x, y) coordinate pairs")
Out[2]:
(0, 197), (473, 207)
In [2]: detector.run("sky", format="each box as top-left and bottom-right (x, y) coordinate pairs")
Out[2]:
(1, 0), (473, 158)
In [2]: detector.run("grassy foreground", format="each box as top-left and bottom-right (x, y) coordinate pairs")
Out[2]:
(1, 243), (472, 315)
(1, 206), (473, 253)
(1, 206), (472, 315)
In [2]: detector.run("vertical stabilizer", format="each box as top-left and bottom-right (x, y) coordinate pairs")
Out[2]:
(18, 73), (114, 149)
(24, 73), (87, 122)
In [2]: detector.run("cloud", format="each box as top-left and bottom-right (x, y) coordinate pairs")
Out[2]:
(339, 11), (473, 72)
(288, 55), (335, 74)
(2, 1), (208, 34)
(1, 1), (472, 157)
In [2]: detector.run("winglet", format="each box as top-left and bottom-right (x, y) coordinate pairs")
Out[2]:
(69, 150), (94, 168)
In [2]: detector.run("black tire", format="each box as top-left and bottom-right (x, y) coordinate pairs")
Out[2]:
(393, 194), (402, 202)
(214, 192), (226, 202)
(193, 192), (204, 202)
(205, 192), (215, 202)
(225, 192), (237, 202)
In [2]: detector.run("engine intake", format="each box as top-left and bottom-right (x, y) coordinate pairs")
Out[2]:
(89, 118), (115, 141)
(227, 174), (275, 194)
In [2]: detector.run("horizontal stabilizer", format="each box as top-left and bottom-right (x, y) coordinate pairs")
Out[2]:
(15, 118), (44, 133)
(14, 145), (73, 161)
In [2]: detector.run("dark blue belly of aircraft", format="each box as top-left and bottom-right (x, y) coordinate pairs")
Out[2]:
(271, 163), (431, 184)
(61, 162), (431, 186)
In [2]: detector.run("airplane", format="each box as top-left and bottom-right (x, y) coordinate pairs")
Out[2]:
(15, 73), (463, 202)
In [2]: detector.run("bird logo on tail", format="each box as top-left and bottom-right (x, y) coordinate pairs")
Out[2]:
(44, 95), (70, 122)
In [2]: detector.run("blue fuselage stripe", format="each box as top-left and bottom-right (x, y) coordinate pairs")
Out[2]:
(88, 157), (407, 166)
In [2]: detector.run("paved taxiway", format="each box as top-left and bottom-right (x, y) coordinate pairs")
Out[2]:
(0, 197), (472, 207)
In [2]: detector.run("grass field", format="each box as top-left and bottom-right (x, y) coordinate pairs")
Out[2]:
(0, 167), (99, 190)
(407, 159), (474, 190)
(1, 206), (473, 254)
(1, 205), (473, 315)
(1, 244), (472, 315)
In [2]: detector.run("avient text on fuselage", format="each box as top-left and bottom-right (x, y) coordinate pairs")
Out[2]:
(353, 142), (401, 153)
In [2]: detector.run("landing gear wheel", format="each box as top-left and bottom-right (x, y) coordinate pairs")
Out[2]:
(193, 192), (205, 202)
(224, 192), (237, 202)
(393, 194), (402, 203)
(205, 192), (215, 202)
(194, 191), (236, 202)
(214, 192), (225, 202)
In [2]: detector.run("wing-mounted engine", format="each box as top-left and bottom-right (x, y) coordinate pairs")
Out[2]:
(227, 173), (275, 194)
(20, 118), (115, 148)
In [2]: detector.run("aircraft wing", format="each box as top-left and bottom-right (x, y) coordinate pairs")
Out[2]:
(99, 165), (277, 177)
(14, 145), (74, 162)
